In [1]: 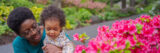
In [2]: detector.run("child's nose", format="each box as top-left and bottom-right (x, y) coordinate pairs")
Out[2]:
(50, 30), (54, 34)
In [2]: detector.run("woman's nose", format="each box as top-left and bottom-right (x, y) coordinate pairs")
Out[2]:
(30, 28), (37, 35)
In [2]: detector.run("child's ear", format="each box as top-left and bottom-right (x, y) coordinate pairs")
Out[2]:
(39, 25), (44, 35)
(60, 27), (63, 32)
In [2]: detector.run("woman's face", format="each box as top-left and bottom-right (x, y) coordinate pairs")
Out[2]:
(19, 19), (41, 42)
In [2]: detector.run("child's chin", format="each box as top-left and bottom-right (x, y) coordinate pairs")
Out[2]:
(48, 35), (58, 39)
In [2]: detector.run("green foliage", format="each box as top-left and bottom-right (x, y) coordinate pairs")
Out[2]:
(98, 11), (117, 21)
(30, 6), (43, 22)
(93, 0), (120, 4)
(116, 12), (130, 17)
(136, 1), (159, 15)
(63, 7), (78, 29)
(149, 1), (160, 16)
(0, 0), (46, 8)
(0, 5), (14, 24)
(124, 50), (131, 53)
(9, 0), (34, 8)
(109, 49), (123, 53)
(77, 8), (92, 23)
(0, 24), (12, 36)
(63, 7), (92, 29)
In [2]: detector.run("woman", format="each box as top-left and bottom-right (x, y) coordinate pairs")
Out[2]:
(7, 7), (61, 53)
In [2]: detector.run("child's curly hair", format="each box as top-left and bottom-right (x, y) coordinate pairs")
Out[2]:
(40, 5), (65, 27)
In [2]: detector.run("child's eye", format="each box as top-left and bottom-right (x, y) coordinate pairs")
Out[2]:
(47, 28), (51, 31)
(53, 27), (58, 31)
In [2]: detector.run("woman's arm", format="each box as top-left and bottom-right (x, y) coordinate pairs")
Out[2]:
(42, 44), (62, 53)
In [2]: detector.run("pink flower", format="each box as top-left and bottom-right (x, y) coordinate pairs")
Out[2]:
(142, 25), (154, 36)
(73, 33), (79, 41)
(97, 25), (109, 33)
(128, 24), (137, 34)
(74, 15), (160, 53)
(74, 45), (86, 53)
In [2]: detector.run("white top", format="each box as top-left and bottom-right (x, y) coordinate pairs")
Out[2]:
(43, 31), (74, 53)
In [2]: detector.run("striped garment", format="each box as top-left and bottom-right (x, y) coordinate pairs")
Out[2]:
(43, 31), (74, 53)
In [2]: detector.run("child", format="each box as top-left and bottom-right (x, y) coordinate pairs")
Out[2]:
(40, 5), (74, 53)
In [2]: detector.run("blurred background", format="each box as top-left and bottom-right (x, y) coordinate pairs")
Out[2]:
(0, 0), (160, 45)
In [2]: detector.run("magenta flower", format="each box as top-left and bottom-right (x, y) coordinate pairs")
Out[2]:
(73, 33), (79, 41)
(74, 15), (160, 53)
(74, 45), (86, 53)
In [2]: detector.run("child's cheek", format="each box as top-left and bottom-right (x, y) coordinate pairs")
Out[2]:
(46, 31), (50, 35)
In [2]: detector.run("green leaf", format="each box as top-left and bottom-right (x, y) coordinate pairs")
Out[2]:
(137, 30), (141, 34)
(109, 49), (122, 53)
(82, 50), (86, 53)
(81, 0), (87, 3)
(136, 23), (143, 30)
(124, 50), (131, 53)
(126, 41), (130, 49)
(133, 34), (137, 41)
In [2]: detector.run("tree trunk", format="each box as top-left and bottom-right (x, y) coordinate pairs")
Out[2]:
(52, 0), (62, 8)
(144, 0), (148, 5)
(122, 0), (126, 9)
(130, 0), (135, 7)
(110, 0), (113, 8)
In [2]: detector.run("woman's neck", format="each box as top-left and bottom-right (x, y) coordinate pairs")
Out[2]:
(29, 40), (40, 46)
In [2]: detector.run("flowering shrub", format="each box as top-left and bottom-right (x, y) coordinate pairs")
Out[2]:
(73, 15), (160, 53)
(63, 0), (106, 10)
(73, 33), (90, 43)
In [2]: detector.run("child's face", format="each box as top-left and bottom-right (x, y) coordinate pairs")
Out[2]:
(45, 18), (62, 39)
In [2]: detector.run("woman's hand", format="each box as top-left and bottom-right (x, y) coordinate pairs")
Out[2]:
(42, 44), (62, 53)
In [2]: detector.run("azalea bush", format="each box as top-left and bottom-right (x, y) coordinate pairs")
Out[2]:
(63, 0), (106, 14)
(73, 15), (160, 53)
(63, 0), (106, 10)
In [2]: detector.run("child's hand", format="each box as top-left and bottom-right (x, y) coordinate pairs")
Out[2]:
(42, 44), (62, 53)
(56, 51), (62, 53)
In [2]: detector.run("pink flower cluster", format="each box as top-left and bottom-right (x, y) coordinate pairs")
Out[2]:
(64, 0), (106, 10)
(74, 15), (160, 53)
(73, 33), (90, 43)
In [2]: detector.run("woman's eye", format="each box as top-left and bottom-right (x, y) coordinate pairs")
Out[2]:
(33, 24), (37, 28)
(24, 30), (29, 35)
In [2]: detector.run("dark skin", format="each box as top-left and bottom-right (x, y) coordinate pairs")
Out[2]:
(19, 19), (41, 45)
(45, 18), (62, 40)
(19, 19), (62, 52)
(42, 18), (76, 53)
(43, 18), (62, 53)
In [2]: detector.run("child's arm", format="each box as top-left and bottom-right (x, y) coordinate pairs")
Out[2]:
(62, 41), (74, 53)
(42, 44), (62, 53)
(61, 34), (74, 53)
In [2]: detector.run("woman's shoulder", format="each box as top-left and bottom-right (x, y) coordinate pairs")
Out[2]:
(12, 36), (26, 47)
